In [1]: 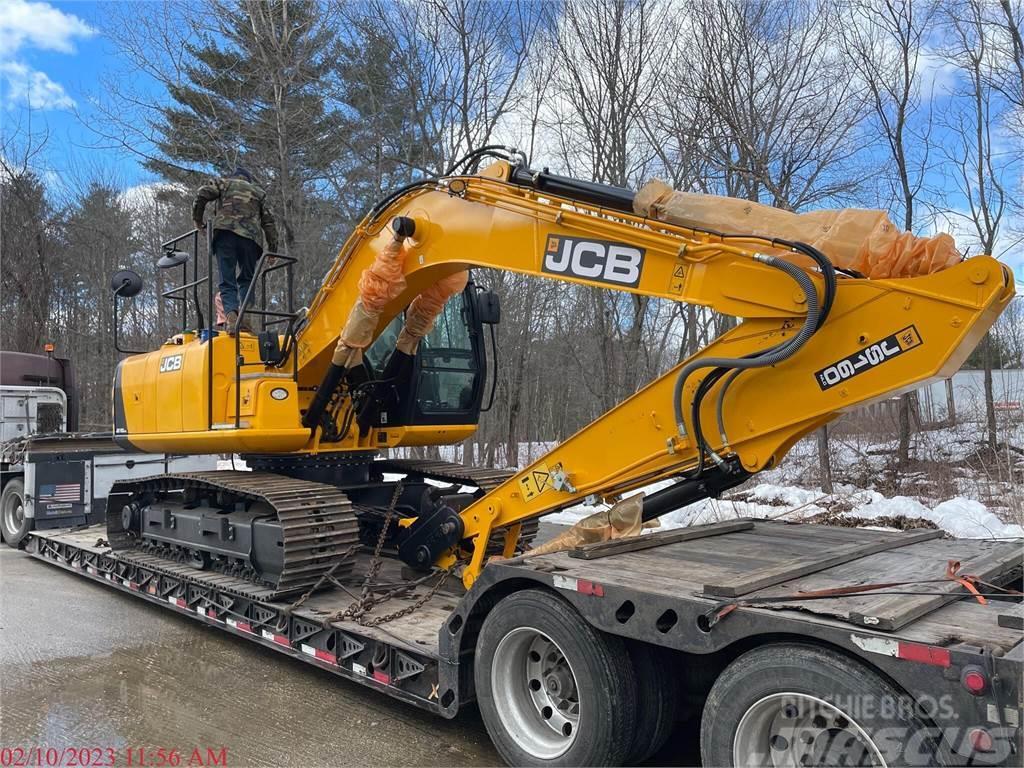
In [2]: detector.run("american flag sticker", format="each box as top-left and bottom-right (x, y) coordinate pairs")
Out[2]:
(39, 483), (82, 503)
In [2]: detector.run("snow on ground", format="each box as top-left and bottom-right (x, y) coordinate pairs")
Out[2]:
(545, 481), (1024, 539)
(215, 417), (1024, 541)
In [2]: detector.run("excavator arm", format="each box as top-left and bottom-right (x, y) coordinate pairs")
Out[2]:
(293, 159), (1013, 586)
(112, 155), (1014, 590)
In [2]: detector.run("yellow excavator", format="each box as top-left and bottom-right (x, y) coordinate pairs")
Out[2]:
(108, 148), (1014, 598)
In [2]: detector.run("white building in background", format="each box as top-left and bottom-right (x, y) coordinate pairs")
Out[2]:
(919, 369), (1023, 423)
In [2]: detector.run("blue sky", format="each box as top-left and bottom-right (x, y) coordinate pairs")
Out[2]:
(0, 0), (158, 187)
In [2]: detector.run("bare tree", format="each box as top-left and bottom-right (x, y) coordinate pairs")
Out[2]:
(939, 0), (1012, 451)
(841, 0), (938, 468)
(683, 0), (868, 207)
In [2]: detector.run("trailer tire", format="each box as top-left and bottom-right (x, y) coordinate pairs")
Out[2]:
(1, 478), (31, 548)
(701, 643), (938, 767)
(475, 589), (637, 767)
(625, 641), (679, 765)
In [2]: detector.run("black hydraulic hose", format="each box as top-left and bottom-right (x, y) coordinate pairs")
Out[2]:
(444, 145), (506, 175)
(368, 179), (437, 221)
(672, 254), (821, 441)
(445, 145), (526, 176)
(773, 239), (836, 329)
(369, 147), (524, 223)
(707, 242), (838, 450)
(682, 365), (729, 479)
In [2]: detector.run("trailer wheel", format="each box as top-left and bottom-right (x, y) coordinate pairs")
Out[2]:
(702, 644), (937, 767)
(1, 478), (31, 548)
(625, 642), (679, 765)
(475, 589), (637, 767)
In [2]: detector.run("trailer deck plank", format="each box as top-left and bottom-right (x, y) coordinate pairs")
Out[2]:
(568, 519), (753, 559)
(524, 520), (1022, 635)
(702, 528), (944, 597)
(734, 537), (1021, 627)
(868, 598), (1022, 650)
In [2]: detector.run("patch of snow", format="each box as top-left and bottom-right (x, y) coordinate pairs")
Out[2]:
(930, 498), (1024, 539)
(542, 481), (1023, 541)
(216, 457), (249, 471)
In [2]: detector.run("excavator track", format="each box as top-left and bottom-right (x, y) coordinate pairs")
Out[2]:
(107, 471), (360, 601)
(375, 458), (539, 551)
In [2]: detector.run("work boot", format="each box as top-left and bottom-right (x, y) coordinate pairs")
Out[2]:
(225, 310), (238, 335)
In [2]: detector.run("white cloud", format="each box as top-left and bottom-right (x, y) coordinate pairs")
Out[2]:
(0, 0), (92, 111)
(0, 0), (94, 55)
(120, 181), (188, 211)
(915, 48), (960, 100)
(0, 60), (74, 109)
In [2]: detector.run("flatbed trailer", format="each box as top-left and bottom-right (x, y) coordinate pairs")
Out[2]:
(25, 518), (1024, 767)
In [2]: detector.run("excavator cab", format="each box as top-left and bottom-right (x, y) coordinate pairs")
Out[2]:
(360, 282), (497, 431)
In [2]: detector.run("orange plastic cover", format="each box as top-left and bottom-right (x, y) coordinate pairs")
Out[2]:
(358, 238), (408, 312)
(634, 181), (961, 279)
(523, 495), (657, 557)
(334, 237), (410, 367)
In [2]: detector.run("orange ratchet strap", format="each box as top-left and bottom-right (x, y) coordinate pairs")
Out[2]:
(700, 559), (1023, 630)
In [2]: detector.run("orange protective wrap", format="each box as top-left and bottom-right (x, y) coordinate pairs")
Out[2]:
(333, 236), (409, 366)
(357, 237), (407, 313)
(396, 271), (469, 355)
(519, 495), (657, 557)
(857, 229), (959, 279)
(634, 181), (961, 279)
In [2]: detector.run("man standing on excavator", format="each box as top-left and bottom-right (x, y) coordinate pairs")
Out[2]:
(192, 167), (280, 335)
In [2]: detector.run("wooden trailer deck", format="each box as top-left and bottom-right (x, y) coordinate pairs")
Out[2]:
(515, 519), (1023, 652)
(32, 518), (1022, 656)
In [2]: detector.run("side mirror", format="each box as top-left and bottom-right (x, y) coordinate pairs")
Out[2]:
(158, 249), (189, 269)
(110, 269), (143, 298)
(110, 269), (145, 355)
(476, 289), (501, 325)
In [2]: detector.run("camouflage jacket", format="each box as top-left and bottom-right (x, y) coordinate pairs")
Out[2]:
(192, 176), (280, 252)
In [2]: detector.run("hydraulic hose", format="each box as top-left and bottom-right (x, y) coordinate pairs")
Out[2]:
(672, 254), (821, 442)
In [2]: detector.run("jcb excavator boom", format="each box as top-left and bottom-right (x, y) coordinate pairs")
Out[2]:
(113, 152), (1014, 589)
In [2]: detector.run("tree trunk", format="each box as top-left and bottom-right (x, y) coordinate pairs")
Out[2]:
(897, 394), (912, 465)
(983, 332), (997, 449)
(944, 377), (956, 426)
(816, 425), (833, 493)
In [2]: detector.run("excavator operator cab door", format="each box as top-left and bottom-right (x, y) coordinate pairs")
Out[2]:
(364, 282), (493, 429)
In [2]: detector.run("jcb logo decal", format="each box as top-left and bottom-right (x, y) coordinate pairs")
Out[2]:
(159, 354), (183, 373)
(542, 236), (645, 287)
(815, 326), (922, 391)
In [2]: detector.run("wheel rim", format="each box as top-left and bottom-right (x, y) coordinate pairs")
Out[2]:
(491, 627), (581, 760)
(733, 692), (887, 767)
(2, 491), (24, 537)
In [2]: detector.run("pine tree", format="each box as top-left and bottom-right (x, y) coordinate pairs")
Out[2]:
(145, 0), (342, 266)
(61, 183), (140, 426)
(330, 11), (432, 222)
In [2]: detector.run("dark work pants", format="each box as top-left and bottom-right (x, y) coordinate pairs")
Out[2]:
(213, 229), (261, 315)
